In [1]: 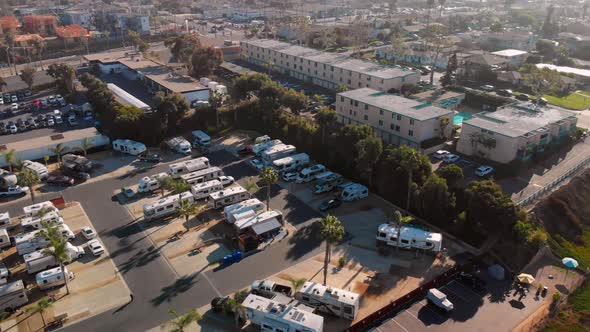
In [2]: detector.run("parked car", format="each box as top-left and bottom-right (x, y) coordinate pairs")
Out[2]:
(249, 159), (264, 170)
(496, 89), (513, 97)
(443, 154), (460, 163)
(8, 121), (17, 134)
(68, 115), (78, 126)
(81, 226), (97, 240)
(25, 117), (37, 129)
(138, 153), (162, 163)
(432, 150), (450, 159)
(534, 97), (548, 105)
(88, 239), (105, 256)
(218, 176), (235, 186)
(10, 103), (18, 111)
(40, 99), (48, 109)
(16, 119), (27, 131)
(282, 172), (298, 182)
(10, 95), (17, 102)
(46, 175), (75, 186)
(515, 93), (530, 101)
(61, 168), (90, 182)
(48, 95), (56, 104)
(54, 114), (63, 124)
(237, 145), (253, 156)
(475, 165), (494, 177)
(0, 97), (3, 105)
(56, 95), (66, 106)
(46, 117), (55, 126)
(18, 102), (25, 110)
(319, 198), (342, 211)
(480, 85), (495, 91)
(24, 89), (31, 96)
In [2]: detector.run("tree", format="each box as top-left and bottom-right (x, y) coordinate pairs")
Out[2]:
(171, 180), (190, 194)
(43, 155), (49, 167)
(177, 200), (197, 232)
(30, 37), (46, 69)
(280, 89), (309, 114)
(77, 137), (93, 156)
(399, 146), (422, 211)
(289, 277), (307, 293)
(153, 92), (190, 134)
(208, 90), (225, 129)
(441, 52), (457, 87)
(190, 47), (223, 78)
(27, 297), (53, 327)
(164, 34), (201, 64)
(355, 136), (383, 187)
(38, 221), (71, 294)
(168, 309), (202, 332)
(490, 22), (503, 32)
(316, 107), (338, 145)
(542, 5), (557, 38)
(127, 31), (149, 54)
(438, 164), (464, 188)
(417, 174), (455, 222)
(47, 63), (76, 96)
(523, 67), (563, 106)
(18, 169), (39, 203)
(229, 73), (272, 101)
(3, 149), (16, 173)
(426, 0), (436, 25)
(49, 143), (69, 166)
(224, 292), (248, 327)
(19, 66), (35, 90)
(389, 33), (410, 65)
(438, 0), (446, 17)
(392, 210), (413, 250)
(319, 215), (345, 285)
(422, 25), (452, 84)
(465, 180), (517, 235)
(157, 176), (173, 197)
(261, 167), (278, 210)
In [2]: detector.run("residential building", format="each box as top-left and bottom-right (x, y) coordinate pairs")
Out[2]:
(0, 16), (19, 36)
(536, 63), (590, 85)
(412, 89), (465, 110)
(490, 49), (529, 66)
(375, 41), (456, 70)
(124, 15), (150, 35)
(62, 10), (94, 29)
(241, 39), (420, 92)
(336, 88), (453, 149)
(458, 53), (510, 79)
(479, 31), (536, 51)
(243, 293), (324, 332)
(457, 103), (577, 164)
(55, 25), (89, 44)
(497, 71), (523, 86)
(23, 15), (58, 36)
(13, 34), (43, 49)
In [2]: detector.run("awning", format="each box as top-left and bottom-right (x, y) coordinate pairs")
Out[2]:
(252, 218), (281, 235)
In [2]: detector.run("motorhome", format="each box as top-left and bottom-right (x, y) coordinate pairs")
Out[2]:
(295, 281), (360, 320)
(314, 173), (344, 194)
(112, 139), (147, 156)
(243, 294), (324, 332)
(254, 135), (270, 144)
(376, 224), (443, 253)
(166, 137), (192, 155)
(208, 186), (250, 209)
(224, 198), (266, 224)
(261, 144), (296, 165)
(314, 171), (336, 183)
(0, 281), (28, 312)
(272, 153), (310, 173)
(180, 166), (223, 185)
(20, 210), (64, 230)
(0, 259), (9, 284)
(0, 212), (12, 229)
(22, 160), (48, 179)
(252, 139), (282, 156)
(0, 229), (10, 249)
(61, 154), (93, 172)
(15, 225), (75, 255)
(143, 191), (195, 221)
(168, 157), (210, 179)
(340, 183), (368, 201)
(23, 201), (57, 218)
(24, 243), (85, 274)
(191, 130), (211, 148)
(296, 164), (326, 183)
(233, 210), (283, 236)
(137, 172), (170, 193)
(36, 266), (75, 290)
(191, 179), (224, 200)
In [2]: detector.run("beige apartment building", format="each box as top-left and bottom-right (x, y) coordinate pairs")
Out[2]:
(336, 88), (453, 149)
(240, 39), (420, 92)
(457, 103), (577, 164)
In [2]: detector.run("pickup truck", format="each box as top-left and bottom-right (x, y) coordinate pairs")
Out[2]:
(0, 186), (30, 197)
(251, 279), (292, 299)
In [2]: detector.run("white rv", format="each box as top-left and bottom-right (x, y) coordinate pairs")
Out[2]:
(376, 224), (443, 253)
(224, 198), (266, 224)
(112, 139), (147, 156)
(20, 210), (64, 230)
(180, 166), (223, 185)
(24, 243), (85, 274)
(314, 171), (336, 183)
(23, 201), (57, 218)
(191, 130), (211, 148)
(191, 180), (224, 200)
(0, 281), (28, 312)
(15, 225), (75, 255)
(0, 212), (12, 229)
(137, 172), (170, 193)
(272, 153), (310, 173)
(0, 259), (9, 284)
(208, 186), (250, 209)
(233, 210), (283, 236)
(261, 144), (296, 165)
(252, 139), (282, 156)
(314, 173), (344, 194)
(168, 157), (210, 179)
(295, 282), (360, 320)
(36, 266), (75, 290)
(166, 137), (192, 155)
(296, 164), (326, 183)
(340, 183), (368, 201)
(143, 191), (195, 221)
(22, 160), (49, 179)
(254, 135), (271, 144)
(243, 294), (324, 332)
(0, 229), (10, 249)
(427, 288), (454, 311)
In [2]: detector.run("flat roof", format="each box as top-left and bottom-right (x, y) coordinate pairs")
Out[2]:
(463, 103), (576, 138)
(1, 127), (105, 153)
(243, 294), (324, 330)
(536, 63), (590, 78)
(491, 49), (529, 57)
(338, 88), (452, 121)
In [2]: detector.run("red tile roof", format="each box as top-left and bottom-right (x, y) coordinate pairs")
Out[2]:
(55, 25), (89, 39)
(0, 16), (19, 29)
(14, 33), (43, 43)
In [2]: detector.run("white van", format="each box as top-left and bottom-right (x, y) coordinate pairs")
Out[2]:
(22, 160), (49, 180)
(427, 288), (454, 311)
(36, 266), (75, 290)
(191, 179), (224, 200)
(137, 172), (170, 193)
(296, 164), (326, 184)
(340, 183), (368, 202)
(0, 212), (12, 229)
(191, 130), (211, 148)
(272, 153), (310, 173)
(112, 139), (147, 156)
(208, 186), (250, 209)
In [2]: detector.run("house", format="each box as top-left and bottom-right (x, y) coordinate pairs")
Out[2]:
(497, 71), (523, 86)
(458, 53), (510, 79)
(375, 41), (456, 70)
(479, 31), (536, 51)
(55, 25), (89, 45)
(457, 103), (577, 163)
(536, 63), (590, 85)
(490, 49), (529, 66)
(23, 15), (58, 36)
(0, 16), (19, 36)
(62, 10), (94, 29)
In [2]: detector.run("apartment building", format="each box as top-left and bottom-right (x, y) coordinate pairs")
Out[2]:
(23, 15), (58, 36)
(336, 88), (453, 149)
(457, 103), (577, 164)
(241, 39), (420, 92)
(490, 49), (529, 66)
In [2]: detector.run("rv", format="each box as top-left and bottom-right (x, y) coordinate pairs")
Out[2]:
(252, 139), (282, 156)
(340, 183), (368, 201)
(191, 130), (211, 148)
(23, 201), (57, 218)
(233, 210), (283, 236)
(24, 243), (85, 274)
(224, 198), (266, 224)
(112, 139), (147, 156)
(208, 186), (250, 209)
(314, 171), (336, 183)
(254, 135), (270, 144)
(376, 224), (443, 253)
(296, 164), (326, 183)
(166, 137), (192, 155)
(137, 172), (170, 193)
(272, 153), (310, 173)
(0, 281), (28, 312)
(0, 212), (12, 229)
(243, 294), (324, 332)
(0, 259), (9, 284)
(261, 144), (296, 165)
(295, 281), (360, 320)
(15, 225), (75, 255)
(0, 229), (10, 249)
(191, 180), (224, 200)
(20, 210), (64, 230)
(168, 157), (210, 179)
(180, 166), (223, 185)
(22, 160), (48, 179)
(61, 154), (93, 172)
(36, 266), (75, 290)
(143, 191), (195, 221)
(314, 173), (344, 194)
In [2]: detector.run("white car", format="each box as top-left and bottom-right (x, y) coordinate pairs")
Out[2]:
(480, 85), (495, 91)
(443, 154), (460, 163)
(249, 159), (264, 170)
(433, 150), (450, 159)
(282, 172), (298, 182)
(10, 103), (18, 111)
(68, 115), (78, 126)
(9, 124), (17, 134)
(10, 95), (17, 102)
(475, 165), (494, 177)
(0, 97), (3, 105)
(87, 239), (105, 256)
(47, 118), (55, 126)
(81, 226), (97, 239)
(218, 175), (235, 186)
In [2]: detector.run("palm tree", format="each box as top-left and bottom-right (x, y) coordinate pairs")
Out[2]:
(177, 200), (197, 232)
(319, 215), (345, 285)
(3, 149), (16, 173)
(18, 169), (39, 203)
(289, 277), (307, 293)
(77, 138), (94, 156)
(158, 176), (173, 197)
(316, 108), (337, 145)
(39, 222), (71, 294)
(400, 147), (421, 211)
(260, 167), (278, 210)
(168, 309), (202, 332)
(209, 90), (224, 129)
(49, 143), (69, 166)
(438, 0), (446, 17)
(392, 210), (413, 250)
(224, 291), (248, 328)
(171, 180), (190, 195)
(43, 155), (49, 167)
(27, 297), (53, 327)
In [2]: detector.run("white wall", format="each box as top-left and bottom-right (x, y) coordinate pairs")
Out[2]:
(183, 90), (210, 103)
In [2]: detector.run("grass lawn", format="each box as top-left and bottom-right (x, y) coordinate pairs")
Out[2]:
(544, 91), (590, 110)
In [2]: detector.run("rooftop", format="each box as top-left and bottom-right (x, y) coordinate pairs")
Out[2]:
(13, 33), (43, 43)
(0, 16), (19, 28)
(536, 63), (590, 78)
(243, 294), (324, 330)
(55, 24), (89, 38)
(463, 53), (510, 66)
(463, 103), (576, 137)
(491, 49), (529, 57)
(299, 281), (359, 306)
(338, 88), (452, 121)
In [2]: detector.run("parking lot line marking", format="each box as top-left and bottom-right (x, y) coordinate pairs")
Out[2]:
(391, 318), (409, 332)
(441, 284), (471, 303)
(201, 271), (223, 297)
(451, 279), (485, 298)
(405, 308), (422, 322)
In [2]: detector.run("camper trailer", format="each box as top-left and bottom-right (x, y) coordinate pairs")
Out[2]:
(0, 212), (12, 229)
(261, 144), (296, 165)
(137, 173), (170, 193)
(243, 294), (324, 332)
(314, 173), (344, 194)
(143, 191), (195, 221)
(0, 259), (9, 284)
(376, 224), (443, 253)
(22, 160), (48, 179)
(0, 229), (10, 249)
(20, 210), (64, 230)
(0, 281), (28, 312)
(296, 164), (326, 183)
(208, 186), (250, 209)
(191, 130), (211, 148)
(252, 139), (282, 156)
(168, 157), (210, 179)
(166, 137), (192, 155)
(112, 139), (147, 156)
(24, 243), (85, 274)
(233, 210), (283, 236)
(295, 282), (360, 320)
(36, 266), (75, 290)
(15, 225), (75, 255)
(180, 166), (223, 185)
(254, 135), (271, 144)
(23, 201), (57, 218)
(340, 183), (368, 201)
(224, 198), (266, 224)
(272, 153), (310, 173)
(191, 180), (224, 200)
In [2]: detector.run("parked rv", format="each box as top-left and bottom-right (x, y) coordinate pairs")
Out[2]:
(340, 183), (368, 201)
(180, 166), (223, 185)
(427, 288), (454, 311)
(0, 212), (12, 229)
(191, 130), (211, 148)
(0, 259), (9, 284)
(314, 173), (344, 194)
(224, 198), (266, 224)
(0, 229), (10, 249)
(208, 186), (250, 209)
(261, 144), (296, 165)
(22, 160), (49, 179)
(272, 153), (309, 173)
(0, 281), (28, 311)
(296, 164), (326, 183)
(137, 172), (170, 193)
(376, 224), (442, 253)
(166, 137), (192, 155)
(20, 210), (64, 230)
(24, 243), (85, 274)
(295, 281), (360, 320)
(251, 279), (292, 298)
(112, 139), (147, 156)
(243, 294), (324, 332)
(252, 139), (282, 156)
(23, 201), (57, 217)
(143, 191), (195, 221)
(254, 135), (270, 144)
(36, 266), (75, 290)
(168, 157), (210, 179)
(191, 179), (224, 200)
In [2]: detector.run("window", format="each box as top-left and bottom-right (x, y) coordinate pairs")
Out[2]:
(354, 101), (359, 107)
(350, 99), (353, 105)
(401, 239), (409, 244)
(331, 305), (341, 310)
(410, 119), (415, 125)
(341, 96), (344, 102)
(379, 232), (387, 238)
(395, 125), (400, 132)
(379, 120), (383, 126)
(347, 79), (351, 84)
(380, 109), (384, 115)
(344, 306), (353, 315)
(364, 104), (368, 110)
(390, 124), (395, 130)
(408, 130), (414, 136)
(397, 115), (402, 121)
(349, 109), (352, 115)
(364, 115), (368, 120)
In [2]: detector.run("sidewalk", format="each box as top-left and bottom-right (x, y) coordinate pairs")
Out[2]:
(147, 304), (242, 332)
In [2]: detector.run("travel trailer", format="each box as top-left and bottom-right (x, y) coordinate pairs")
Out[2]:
(168, 157), (210, 179)
(112, 139), (147, 156)
(23, 201), (57, 218)
(191, 130), (211, 148)
(22, 160), (48, 179)
(427, 288), (454, 311)
(24, 243), (85, 274)
(252, 139), (282, 156)
(208, 186), (250, 209)
(296, 164), (326, 183)
(0, 259), (9, 284)
(137, 173), (170, 193)
(0, 229), (10, 249)
(340, 183), (368, 201)
(0, 281), (28, 312)
(166, 137), (192, 155)
(36, 266), (75, 290)
(233, 210), (283, 236)
(191, 180), (224, 200)
(224, 198), (266, 224)
(143, 191), (195, 221)
(295, 282), (360, 320)
(314, 173), (344, 194)
(272, 153), (310, 173)
(20, 210), (64, 230)
(376, 224), (443, 253)
(180, 166), (223, 185)
(261, 144), (296, 165)
(314, 171), (337, 183)
(15, 225), (75, 255)
(254, 135), (270, 144)
(0, 212), (12, 229)
(243, 294), (324, 332)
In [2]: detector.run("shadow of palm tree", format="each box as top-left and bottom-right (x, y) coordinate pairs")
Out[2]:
(151, 273), (198, 306)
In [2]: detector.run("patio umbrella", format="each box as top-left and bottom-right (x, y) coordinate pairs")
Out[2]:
(516, 273), (535, 284)
(562, 257), (579, 269)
